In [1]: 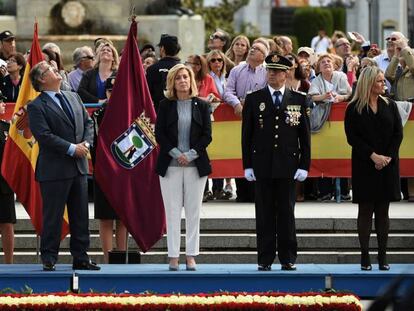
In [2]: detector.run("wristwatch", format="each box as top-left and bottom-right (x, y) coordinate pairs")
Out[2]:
(84, 142), (90, 149)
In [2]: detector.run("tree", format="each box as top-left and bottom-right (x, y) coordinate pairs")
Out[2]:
(182, 0), (249, 40)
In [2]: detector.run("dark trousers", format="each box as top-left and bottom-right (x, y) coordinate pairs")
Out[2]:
(40, 175), (90, 264)
(255, 178), (297, 266)
(235, 178), (255, 202)
(357, 201), (390, 265)
(318, 177), (349, 196)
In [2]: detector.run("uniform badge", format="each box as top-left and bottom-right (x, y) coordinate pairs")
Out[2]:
(271, 55), (279, 62)
(259, 102), (265, 111)
(285, 105), (301, 126)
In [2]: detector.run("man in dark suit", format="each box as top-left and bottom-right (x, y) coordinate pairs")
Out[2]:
(242, 53), (311, 271)
(27, 60), (99, 271)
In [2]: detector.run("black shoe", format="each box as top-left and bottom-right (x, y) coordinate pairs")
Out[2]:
(361, 264), (372, 271)
(203, 191), (214, 202)
(258, 264), (272, 271)
(43, 262), (56, 271)
(73, 260), (101, 270)
(281, 263), (297, 271)
(379, 264), (390, 271)
(341, 194), (352, 201)
(319, 194), (332, 202)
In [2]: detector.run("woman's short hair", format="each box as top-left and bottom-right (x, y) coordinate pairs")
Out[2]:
(206, 49), (227, 76)
(94, 43), (119, 71)
(72, 46), (94, 67)
(225, 35), (250, 62)
(315, 53), (334, 74)
(9, 52), (26, 76)
(350, 66), (387, 114)
(164, 64), (198, 100)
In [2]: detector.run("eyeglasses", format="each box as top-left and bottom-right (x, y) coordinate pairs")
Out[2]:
(250, 46), (265, 54)
(82, 55), (94, 60)
(336, 42), (351, 48)
(386, 37), (398, 41)
(40, 66), (58, 77)
(210, 58), (223, 63)
(210, 34), (223, 40)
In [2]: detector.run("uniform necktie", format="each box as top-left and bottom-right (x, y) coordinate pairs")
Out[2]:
(55, 93), (74, 124)
(273, 90), (282, 107)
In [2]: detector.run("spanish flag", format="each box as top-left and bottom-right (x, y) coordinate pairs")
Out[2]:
(209, 102), (414, 178)
(1, 22), (69, 237)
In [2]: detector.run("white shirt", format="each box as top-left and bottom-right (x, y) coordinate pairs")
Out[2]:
(311, 36), (331, 54)
(268, 84), (286, 105)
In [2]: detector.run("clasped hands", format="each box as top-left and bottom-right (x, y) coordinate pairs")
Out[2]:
(371, 152), (391, 170)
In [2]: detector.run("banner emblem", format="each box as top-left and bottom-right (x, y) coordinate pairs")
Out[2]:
(111, 113), (157, 169)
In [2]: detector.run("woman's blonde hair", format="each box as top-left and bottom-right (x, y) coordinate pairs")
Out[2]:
(206, 49), (227, 76)
(164, 64), (198, 100)
(94, 43), (119, 71)
(349, 66), (388, 114)
(225, 35), (250, 62)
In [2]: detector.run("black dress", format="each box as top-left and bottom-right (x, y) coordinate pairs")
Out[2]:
(0, 120), (16, 224)
(91, 104), (119, 220)
(344, 97), (403, 203)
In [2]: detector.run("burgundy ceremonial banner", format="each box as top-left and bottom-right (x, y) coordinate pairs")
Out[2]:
(208, 102), (414, 178)
(94, 20), (166, 252)
(1, 22), (70, 238)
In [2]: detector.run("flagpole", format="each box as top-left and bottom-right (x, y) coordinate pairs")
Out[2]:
(125, 230), (129, 264)
(36, 235), (40, 263)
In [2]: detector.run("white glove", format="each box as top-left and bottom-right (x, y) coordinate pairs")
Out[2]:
(244, 168), (256, 181)
(294, 169), (308, 182)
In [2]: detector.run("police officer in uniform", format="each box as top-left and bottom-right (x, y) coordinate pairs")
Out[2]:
(242, 53), (311, 271)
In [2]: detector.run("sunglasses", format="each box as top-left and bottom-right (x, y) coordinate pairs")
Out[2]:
(210, 34), (223, 40)
(386, 37), (398, 41)
(185, 61), (200, 66)
(82, 55), (95, 60)
(210, 58), (223, 63)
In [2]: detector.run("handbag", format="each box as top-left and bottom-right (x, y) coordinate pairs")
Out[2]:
(309, 101), (332, 133)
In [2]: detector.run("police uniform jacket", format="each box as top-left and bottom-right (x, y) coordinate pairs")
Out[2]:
(242, 86), (311, 179)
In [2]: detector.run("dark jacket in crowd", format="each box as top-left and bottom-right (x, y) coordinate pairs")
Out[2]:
(0, 75), (22, 102)
(78, 68), (116, 103)
(146, 56), (180, 112)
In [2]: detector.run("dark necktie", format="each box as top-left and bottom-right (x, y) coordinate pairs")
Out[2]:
(273, 90), (281, 107)
(55, 93), (74, 123)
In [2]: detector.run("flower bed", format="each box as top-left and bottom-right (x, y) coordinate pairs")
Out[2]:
(0, 292), (362, 310)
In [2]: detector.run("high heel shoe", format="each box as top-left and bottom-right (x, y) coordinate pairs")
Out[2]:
(360, 252), (371, 271)
(361, 264), (372, 271)
(168, 258), (179, 271)
(379, 264), (390, 271)
(186, 257), (197, 271)
(378, 254), (390, 271)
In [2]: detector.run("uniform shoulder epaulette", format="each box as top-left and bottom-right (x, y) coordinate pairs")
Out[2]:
(291, 89), (306, 96)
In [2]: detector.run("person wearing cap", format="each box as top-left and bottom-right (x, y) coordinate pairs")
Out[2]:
(297, 47), (316, 81)
(90, 75), (127, 263)
(242, 53), (310, 271)
(146, 34), (181, 112)
(0, 30), (16, 62)
(68, 46), (95, 92)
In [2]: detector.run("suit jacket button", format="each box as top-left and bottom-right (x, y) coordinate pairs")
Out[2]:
(276, 116), (279, 120)
(274, 144), (278, 148)
(275, 135), (278, 138)
(276, 125), (279, 129)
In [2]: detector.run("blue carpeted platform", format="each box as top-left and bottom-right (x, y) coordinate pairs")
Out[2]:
(0, 264), (413, 298)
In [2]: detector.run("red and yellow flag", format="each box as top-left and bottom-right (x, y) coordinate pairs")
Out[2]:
(1, 22), (69, 237)
(209, 103), (414, 178)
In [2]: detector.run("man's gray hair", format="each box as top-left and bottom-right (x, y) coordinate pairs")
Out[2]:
(42, 42), (61, 55)
(29, 60), (48, 92)
(72, 46), (94, 67)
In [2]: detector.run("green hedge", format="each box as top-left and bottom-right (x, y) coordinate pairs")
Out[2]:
(293, 7), (334, 48)
(329, 7), (346, 33)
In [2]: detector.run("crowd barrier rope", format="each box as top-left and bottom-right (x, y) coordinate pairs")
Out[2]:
(4, 102), (414, 178)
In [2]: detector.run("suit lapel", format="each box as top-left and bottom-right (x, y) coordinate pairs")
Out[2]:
(192, 98), (202, 126)
(62, 91), (79, 129)
(280, 88), (291, 110)
(42, 93), (74, 128)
